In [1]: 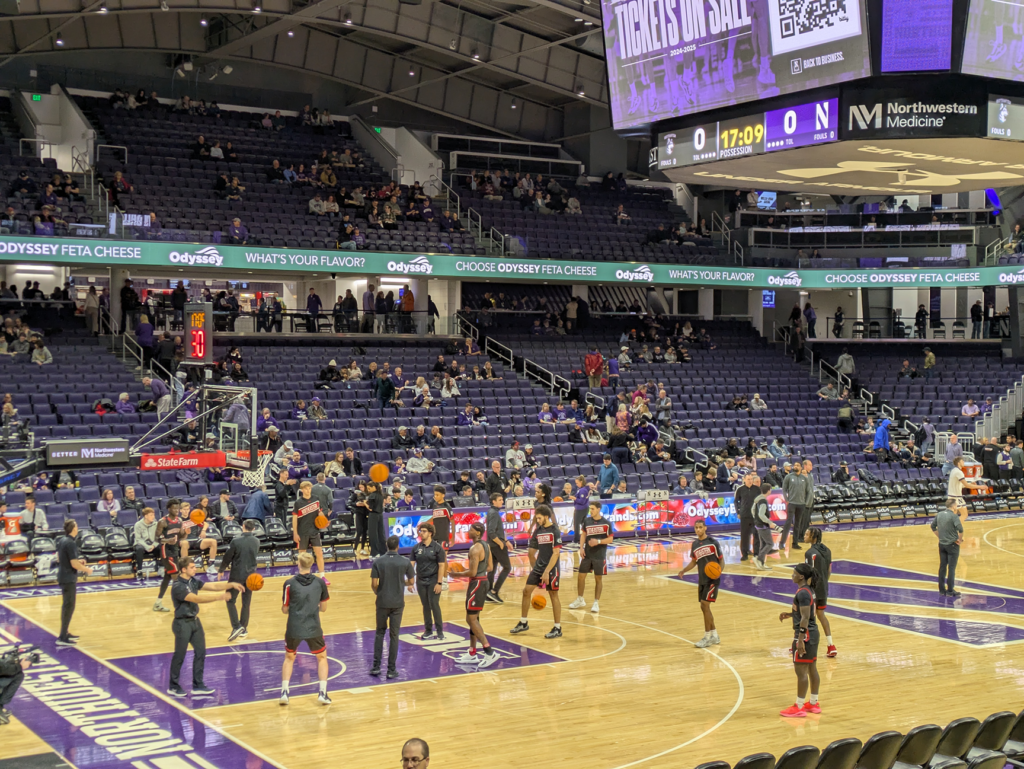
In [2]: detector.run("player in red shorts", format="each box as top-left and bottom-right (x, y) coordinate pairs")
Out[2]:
(678, 519), (723, 648)
(510, 504), (563, 639)
(448, 522), (499, 668)
(778, 562), (821, 717)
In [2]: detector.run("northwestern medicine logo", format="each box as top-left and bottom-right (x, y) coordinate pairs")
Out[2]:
(168, 246), (224, 266)
(767, 271), (802, 287)
(615, 265), (654, 282)
(387, 255), (434, 275)
(999, 268), (1024, 284)
(849, 100), (979, 130)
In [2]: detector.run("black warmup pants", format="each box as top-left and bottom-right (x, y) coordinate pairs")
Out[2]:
(796, 505), (812, 542)
(169, 618), (206, 690)
(417, 581), (443, 635)
(135, 546), (157, 573)
(227, 587), (252, 630)
(938, 543), (960, 593)
(572, 507), (588, 545)
(354, 512), (369, 549)
(488, 542), (511, 596)
(0, 671), (23, 707)
(779, 504), (805, 546)
(374, 606), (403, 671)
(368, 514), (386, 556)
(739, 517), (756, 557)
(58, 582), (76, 640)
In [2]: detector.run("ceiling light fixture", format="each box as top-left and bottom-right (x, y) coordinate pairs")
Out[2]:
(471, 49), (479, 59)
(287, 29), (294, 36)
(160, 0), (168, 10)
(200, 15), (207, 25)
(98, 4), (108, 13)
(576, 86), (585, 96)
(510, 99), (517, 109)
(344, 12), (353, 24)
(222, 64), (233, 74)
(55, 35), (64, 46)
(252, 3), (261, 12)
(175, 66), (185, 77)
(574, 17), (582, 21)
(583, 20), (593, 25)
(408, 67), (415, 76)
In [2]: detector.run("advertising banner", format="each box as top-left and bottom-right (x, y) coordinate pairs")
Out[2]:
(139, 451), (227, 470)
(962, 0), (1024, 83)
(46, 438), (130, 468)
(0, 235), (1016, 289)
(842, 85), (986, 139)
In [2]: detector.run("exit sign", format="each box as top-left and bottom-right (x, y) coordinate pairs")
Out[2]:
(374, 127), (381, 133)
(31, 94), (41, 101)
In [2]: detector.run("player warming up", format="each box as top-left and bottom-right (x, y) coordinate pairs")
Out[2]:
(804, 527), (836, 657)
(280, 552), (331, 706)
(678, 519), (723, 648)
(293, 481), (327, 582)
(779, 562), (821, 717)
(154, 500), (190, 613)
(447, 523), (499, 667)
(569, 501), (613, 613)
(511, 504), (563, 639)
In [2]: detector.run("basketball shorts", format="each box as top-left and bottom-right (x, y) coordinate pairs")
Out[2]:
(578, 555), (607, 575)
(526, 564), (560, 591)
(791, 635), (819, 664)
(814, 587), (828, 611)
(285, 635), (326, 654)
(698, 579), (720, 603)
(161, 545), (180, 573)
(466, 577), (488, 613)
(299, 530), (322, 550)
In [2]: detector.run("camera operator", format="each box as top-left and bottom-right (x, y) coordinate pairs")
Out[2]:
(0, 646), (37, 725)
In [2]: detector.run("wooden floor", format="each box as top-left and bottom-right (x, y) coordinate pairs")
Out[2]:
(4, 516), (1024, 769)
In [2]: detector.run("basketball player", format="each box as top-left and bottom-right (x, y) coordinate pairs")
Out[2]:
(678, 519), (723, 648)
(167, 556), (243, 698)
(280, 552), (331, 706)
(568, 501), (613, 613)
(485, 492), (513, 604)
(410, 522), (446, 641)
(292, 481), (327, 581)
(154, 499), (190, 613)
(948, 457), (984, 522)
(180, 501), (217, 576)
(219, 519), (260, 642)
(510, 504), (562, 639)
(778, 562), (821, 717)
(427, 485), (453, 590)
(804, 527), (836, 658)
(447, 522), (499, 667)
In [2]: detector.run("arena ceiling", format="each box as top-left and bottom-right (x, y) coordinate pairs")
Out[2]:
(0, 0), (611, 138)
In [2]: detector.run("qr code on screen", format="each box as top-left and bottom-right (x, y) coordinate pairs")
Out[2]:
(767, 0), (862, 55)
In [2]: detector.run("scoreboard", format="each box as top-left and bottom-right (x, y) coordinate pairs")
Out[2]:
(655, 97), (838, 170)
(184, 302), (213, 364)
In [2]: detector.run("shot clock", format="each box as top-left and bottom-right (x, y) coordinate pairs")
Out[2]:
(184, 302), (213, 364)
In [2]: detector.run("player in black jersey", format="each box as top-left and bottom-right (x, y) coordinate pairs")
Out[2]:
(779, 562), (821, 717)
(510, 504), (563, 639)
(568, 501), (613, 614)
(447, 522), (499, 668)
(154, 499), (191, 613)
(803, 527), (836, 658)
(280, 552), (331, 705)
(427, 485), (453, 591)
(678, 519), (723, 648)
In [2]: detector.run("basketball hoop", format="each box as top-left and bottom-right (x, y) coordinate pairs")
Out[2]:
(234, 450), (274, 488)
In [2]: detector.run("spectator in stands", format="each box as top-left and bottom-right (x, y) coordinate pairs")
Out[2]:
(98, 489), (121, 521)
(817, 382), (839, 400)
(407, 447), (434, 474)
(9, 170), (36, 200)
(142, 375), (171, 415)
(769, 436), (791, 459)
(392, 426), (416, 451)
(942, 434), (963, 475)
(308, 192), (326, 216)
(227, 218), (248, 245)
(970, 301), (983, 339)
(115, 392), (135, 415)
(597, 454), (620, 499)
(267, 159), (286, 184)
(962, 399), (980, 417)
(922, 347), (936, 379)
(30, 339), (52, 366)
(614, 204), (631, 226)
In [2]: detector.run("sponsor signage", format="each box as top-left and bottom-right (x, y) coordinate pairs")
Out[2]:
(139, 451), (227, 470)
(46, 438), (130, 467)
(842, 87), (985, 139)
(0, 234), (1017, 288)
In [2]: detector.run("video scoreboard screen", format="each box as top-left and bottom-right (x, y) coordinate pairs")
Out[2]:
(656, 97), (837, 170)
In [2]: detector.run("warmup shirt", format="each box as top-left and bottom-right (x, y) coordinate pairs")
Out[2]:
(691, 535), (723, 585)
(293, 495), (322, 537)
(530, 524), (560, 572)
(57, 536), (80, 585)
(581, 515), (612, 560)
(427, 498), (453, 545)
(948, 467), (967, 499)
(171, 577), (202, 619)
(805, 542), (832, 606)
(283, 573), (329, 641)
(411, 540), (447, 583)
(158, 515), (184, 547)
(792, 585), (819, 644)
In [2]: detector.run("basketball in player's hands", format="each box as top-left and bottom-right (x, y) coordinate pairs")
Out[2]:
(704, 562), (722, 579)
(314, 513), (329, 529)
(246, 573), (264, 591)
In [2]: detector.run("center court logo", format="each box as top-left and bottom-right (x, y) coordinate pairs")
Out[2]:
(168, 246), (224, 266)
(615, 264), (654, 282)
(767, 271), (802, 287)
(387, 255), (434, 275)
(999, 268), (1024, 284)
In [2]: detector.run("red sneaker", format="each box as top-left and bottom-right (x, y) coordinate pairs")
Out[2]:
(803, 702), (822, 714)
(779, 704), (806, 718)
(826, 645), (837, 658)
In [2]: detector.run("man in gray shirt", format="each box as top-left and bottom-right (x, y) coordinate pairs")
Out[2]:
(370, 535), (415, 678)
(931, 498), (964, 598)
(780, 463), (812, 551)
(1009, 438), (1024, 480)
(312, 473), (333, 519)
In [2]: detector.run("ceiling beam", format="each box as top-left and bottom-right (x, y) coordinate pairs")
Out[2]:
(0, 0), (109, 70)
(202, 0), (348, 58)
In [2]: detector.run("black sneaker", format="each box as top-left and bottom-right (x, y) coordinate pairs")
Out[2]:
(228, 627), (245, 642)
(544, 626), (563, 639)
(386, 670), (398, 679)
(419, 632), (437, 641)
(370, 666), (381, 676)
(436, 633), (445, 641)
(55, 638), (77, 647)
(67, 634), (80, 642)
(191, 686), (216, 697)
(791, 543), (802, 550)
(939, 590), (948, 596)
(488, 591), (504, 604)
(484, 592), (499, 603)
(167, 686), (187, 698)
(948, 590), (963, 599)
(510, 621), (529, 634)
(740, 555), (749, 561)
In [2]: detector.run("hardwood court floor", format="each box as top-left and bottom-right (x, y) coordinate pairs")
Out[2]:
(5, 516), (1024, 769)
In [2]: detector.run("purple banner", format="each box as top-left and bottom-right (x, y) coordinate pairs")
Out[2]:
(764, 97), (838, 152)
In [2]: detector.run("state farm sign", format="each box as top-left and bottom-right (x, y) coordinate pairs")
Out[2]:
(140, 451), (227, 470)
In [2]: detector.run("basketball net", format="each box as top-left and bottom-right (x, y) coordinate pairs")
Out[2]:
(234, 450), (274, 488)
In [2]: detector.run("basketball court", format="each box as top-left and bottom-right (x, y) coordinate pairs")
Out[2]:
(2, 514), (1024, 769)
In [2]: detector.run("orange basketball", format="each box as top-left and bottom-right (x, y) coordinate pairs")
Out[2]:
(315, 513), (329, 529)
(519, 511), (532, 522)
(704, 562), (722, 580)
(531, 591), (547, 610)
(190, 509), (206, 526)
(369, 463), (390, 483)
(246, 573), (264, 591)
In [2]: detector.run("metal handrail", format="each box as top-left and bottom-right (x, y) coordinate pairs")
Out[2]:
(585, 391), (606, 409)
(484, 337), (513, 366)
(686, 445), (709, 471)
(985, 236), (1008, 265)
(96, 144), (128, 164)
(523, 358), (570, 398)
(489, 225), (509, 256)
(880, 403), (896, 422)
(773, 323), (791, 345)
(733, 239), (744, 264)
(819, 359), (851, 394)
(711, 210), (731, 251)
(428, 173), (460, 220)
(19, 138), (54, 159)
(467, 208), (485, 242)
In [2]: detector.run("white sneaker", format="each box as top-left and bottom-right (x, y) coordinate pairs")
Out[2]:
(453, 652), (479, 664)
(710, 633), (720, 645)
(695, 635), (713, 648)
(441, 582), (449, 591)
(755, 560), (772, 571)
(279, 691), (289, 706)
(153, 601), (170, 612)
(568, 596), (586, 609)
(476, 651), (500, 669)
(591, 601), (600, 613)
